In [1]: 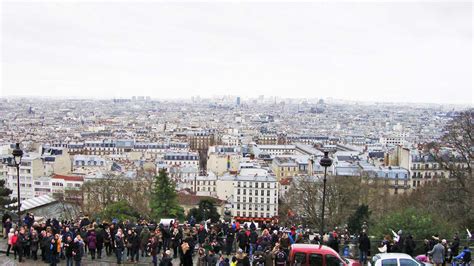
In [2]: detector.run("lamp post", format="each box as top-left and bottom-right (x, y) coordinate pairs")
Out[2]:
(12, 143), (23, 226)
(319, 151), (333, 236)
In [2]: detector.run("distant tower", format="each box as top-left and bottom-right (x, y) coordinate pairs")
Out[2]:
(236, 97), (241, 106)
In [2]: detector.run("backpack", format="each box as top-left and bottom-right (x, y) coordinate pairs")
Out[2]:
(463, 250), (471, 263)
(276, 250), (286, 263)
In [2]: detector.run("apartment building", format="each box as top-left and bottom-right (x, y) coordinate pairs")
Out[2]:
(360, 162), (410, 195)
(271, 157), (298, 179)
(257, 145), (296, 156)
(207, 146), (241, 175)
(163, 152), (199, 166)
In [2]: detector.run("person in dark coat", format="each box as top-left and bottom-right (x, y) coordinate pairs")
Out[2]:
(16, 227), (27, 263)
(50, 234), (60, 266)
(171, 227), (182, 258)
(73, 236), (84, 266)
(237, 229), (249, 253)
(159, 250), (173, 266)
(206, 250), (219, 266)
(150, 236), (159, 266)
(30, 230), (40, 261)
(131, 230), (141, 262)
(140, 225), (151, 257)
(450, 234), (460, 262)
(225, 225), (235, 255)
(358, 231), (371, 265)
(115, 231), (125, 264)
(87, 230), (97, 260)
(95, 227), (104, 259)
(180, 240), (193, 266)
(64, 235), (74, 266)
(249, 229), (258, 256)
(405, 234), (416, 257)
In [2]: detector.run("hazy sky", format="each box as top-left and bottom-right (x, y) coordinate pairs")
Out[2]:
(1, 1), (472, 104)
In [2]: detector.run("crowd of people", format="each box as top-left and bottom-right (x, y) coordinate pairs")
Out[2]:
(1, 213), (472, 266)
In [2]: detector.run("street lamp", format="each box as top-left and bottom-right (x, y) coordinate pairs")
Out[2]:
(319, 151), (333, 236)
(12, 143), (23, 226)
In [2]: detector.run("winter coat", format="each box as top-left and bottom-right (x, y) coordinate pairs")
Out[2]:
(95, 229), (104, 249)
(429, 243), (446, 264)
(64, 240), (74, 257)
(115, 235), (125, 251)
(140, 227), (151, 248)
(249, 231), (258, 244)
(7, 232), (14, 245)
(30, 234), (39, 252)
(206, 253), (219, 266)
(197, 253), (207, 266)
(405, 237), (416, 256)
(235, 253), (250, 266)
(181, 243), (193, 266)
(73, 241), (84, 261)
(159, 256), (173, 266)
(87, 232), (97, 249)
(359, 234), (371, 252)
(450, 237), (460, 256)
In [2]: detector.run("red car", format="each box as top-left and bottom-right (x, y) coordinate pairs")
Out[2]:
(289, 244), (362, 266)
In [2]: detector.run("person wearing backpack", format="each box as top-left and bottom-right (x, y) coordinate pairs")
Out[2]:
(274, 245), (287, 266)
(454, 246), (471, 266)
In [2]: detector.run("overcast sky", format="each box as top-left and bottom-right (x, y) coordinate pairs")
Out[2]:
(1, 2), (472, 104)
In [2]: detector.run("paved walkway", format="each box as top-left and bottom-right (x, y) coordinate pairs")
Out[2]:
(0, 239), (196, 265)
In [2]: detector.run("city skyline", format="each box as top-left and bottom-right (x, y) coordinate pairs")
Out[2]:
(2, 2), (473, 104)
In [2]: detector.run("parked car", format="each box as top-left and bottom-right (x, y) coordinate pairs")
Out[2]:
(369, 253), (432, 266)
(289, 243), (361, 266)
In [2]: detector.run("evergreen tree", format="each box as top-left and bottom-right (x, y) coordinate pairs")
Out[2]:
(347, 204), (370, 234)
(150, 169), (184, 220)
(99, 200), (141, 222)
(0, 179), (15, 211)
(187, 199), (221, 223)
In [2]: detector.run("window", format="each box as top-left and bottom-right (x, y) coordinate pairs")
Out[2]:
(261, 190), (264, 196)
(326, 255), (342, 266)
(293, 252), (307, 265)
(267, 190), (270, 196)
(237, 189), (240, 195)
(399, 259), (419, 266)
(309, 254), (323, 266)
(381, 259), (398, 266)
